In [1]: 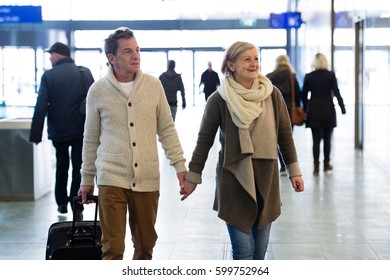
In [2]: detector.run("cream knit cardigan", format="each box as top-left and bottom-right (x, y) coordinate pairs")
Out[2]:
(81, 67), (187, 192)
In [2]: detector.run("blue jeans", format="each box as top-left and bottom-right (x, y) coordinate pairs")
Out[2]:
(226, 222), (271, 260)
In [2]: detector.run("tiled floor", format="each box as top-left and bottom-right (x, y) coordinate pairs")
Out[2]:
(1, 104), (390, 260)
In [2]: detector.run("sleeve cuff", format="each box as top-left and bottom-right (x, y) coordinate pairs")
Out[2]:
(286, 162), (302, 178)
(81, 175), (95, 186)
(185, 170), (202, 184)
(174, 161), (188, 174)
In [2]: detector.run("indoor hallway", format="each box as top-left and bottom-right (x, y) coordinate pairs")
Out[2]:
(0, 104), (390, 260)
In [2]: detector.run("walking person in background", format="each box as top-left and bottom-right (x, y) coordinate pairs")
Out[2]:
(30, 42), (94, 220)
(199, 61), (220, 101)
(302, 52), (346, 175)
(78, 27), (187, 260)
(266, 54), (302, 176)
(159, 60), (186, 121)
(180, 41), (304, 260)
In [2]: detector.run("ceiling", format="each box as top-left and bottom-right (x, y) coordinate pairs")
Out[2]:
(4, 0), (388, 21)
(40, 0), (290, 21)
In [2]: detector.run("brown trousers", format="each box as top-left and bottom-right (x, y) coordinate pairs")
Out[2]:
(98, 186), (159, 260)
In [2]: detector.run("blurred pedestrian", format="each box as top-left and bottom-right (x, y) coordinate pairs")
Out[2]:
(199, 61), (220, 101)
(266, 54), (302, 175)
(159, 60), (186, 121)
(302, 52), (346, 175)
(30, 42), (94, 220)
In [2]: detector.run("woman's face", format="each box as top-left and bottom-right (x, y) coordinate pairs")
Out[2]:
(227, 47), (259, 89)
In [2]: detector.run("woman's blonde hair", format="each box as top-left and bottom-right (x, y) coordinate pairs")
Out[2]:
(312, 52), (329, 70)
(274, 54), (294, 73)
(221, 41), (256, 76)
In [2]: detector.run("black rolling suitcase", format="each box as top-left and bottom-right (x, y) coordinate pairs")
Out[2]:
(45, 195), (102, 260)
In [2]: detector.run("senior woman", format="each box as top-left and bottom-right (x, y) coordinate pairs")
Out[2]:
(180, 41), (304, 260)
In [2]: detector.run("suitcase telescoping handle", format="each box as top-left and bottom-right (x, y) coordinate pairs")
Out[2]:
(71, 195), (99, 244)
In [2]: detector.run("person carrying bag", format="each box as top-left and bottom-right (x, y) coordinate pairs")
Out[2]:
(290, 73), (305, 126)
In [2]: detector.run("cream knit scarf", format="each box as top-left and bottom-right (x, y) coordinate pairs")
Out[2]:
(219, 73), (273, 128)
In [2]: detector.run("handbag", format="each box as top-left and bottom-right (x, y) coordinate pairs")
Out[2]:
(290, 73), (305, 126)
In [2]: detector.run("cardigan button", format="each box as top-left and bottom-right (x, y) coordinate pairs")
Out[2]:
(130, 122), (134, 127)
(128, 102), (132, 107)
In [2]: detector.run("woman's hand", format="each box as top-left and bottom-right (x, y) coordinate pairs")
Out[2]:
(290, 176), (304, 192)
(180, 180), (197, 201)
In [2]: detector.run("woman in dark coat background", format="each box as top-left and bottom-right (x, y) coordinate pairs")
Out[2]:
(266, 54), (302, 175)
(302, 53), (346, 175)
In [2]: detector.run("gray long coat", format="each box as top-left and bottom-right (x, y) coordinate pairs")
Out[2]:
(187, 87), (302, 233)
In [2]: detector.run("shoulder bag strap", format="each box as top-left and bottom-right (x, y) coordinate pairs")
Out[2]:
(290, 73), (297, 107)
(78, 66), (89, 92)
(77, 66), (89, 115)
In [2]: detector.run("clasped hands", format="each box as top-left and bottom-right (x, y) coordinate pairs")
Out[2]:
(177, 173), (305, 201)
(177, 172), (197, 201)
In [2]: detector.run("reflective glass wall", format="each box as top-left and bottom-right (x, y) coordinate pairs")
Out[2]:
(0, 0), (289, 107)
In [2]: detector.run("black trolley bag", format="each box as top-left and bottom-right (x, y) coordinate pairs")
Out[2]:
(45, 195), (102, 260)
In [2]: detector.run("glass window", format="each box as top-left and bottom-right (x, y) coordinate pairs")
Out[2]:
(74, 31), (107, 49)
(260, 48), (287, 75)
(145, 30), (287, 48)
(74, 50), (106, 80)
(2, 47), (37, 106)
(75, 29), (287, 50)
(141, 51), (168, 79)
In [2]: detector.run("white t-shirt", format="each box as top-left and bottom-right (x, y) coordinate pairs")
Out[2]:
(119, 81), (134, 98)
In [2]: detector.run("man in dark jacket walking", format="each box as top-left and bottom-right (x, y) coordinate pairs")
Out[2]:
(159, 60), (186, 121)
(199, 61), (220, 101)
(30, 42), (94, 220)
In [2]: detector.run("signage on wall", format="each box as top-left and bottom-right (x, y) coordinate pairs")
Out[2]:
(0, 6), (42, 23)
(335, 11), (351, 28)
(239, 19), (257, 28)
(269, 12), (303, 29)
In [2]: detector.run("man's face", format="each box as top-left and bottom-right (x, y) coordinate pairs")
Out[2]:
(108, 37), (140, 82)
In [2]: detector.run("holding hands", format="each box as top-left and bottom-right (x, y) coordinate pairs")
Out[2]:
(176, 172), (197, 200)
(179, 175), (305, 201)
(180, 180), (197, 201)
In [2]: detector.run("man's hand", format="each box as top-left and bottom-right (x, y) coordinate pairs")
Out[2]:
(180, 180), (197, 201)
(78, 185), (95, 204)
(176, 172), (186, 188)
